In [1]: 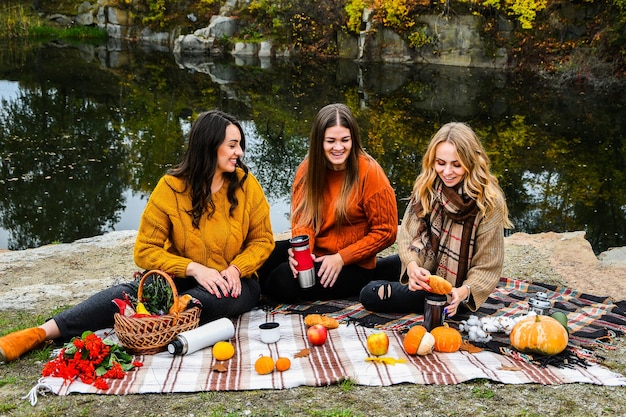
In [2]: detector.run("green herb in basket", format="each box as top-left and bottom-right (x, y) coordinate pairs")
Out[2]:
(139, 272), (174, 315)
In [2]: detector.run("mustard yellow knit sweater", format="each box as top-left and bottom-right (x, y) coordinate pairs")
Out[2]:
(134, 169), (275, 279)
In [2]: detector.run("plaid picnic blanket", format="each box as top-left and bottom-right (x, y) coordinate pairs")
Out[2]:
(271, 277), (626, 365)
(24, 278), (626, 402)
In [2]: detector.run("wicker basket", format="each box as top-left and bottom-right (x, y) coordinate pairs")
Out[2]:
(114, 270), (201, 355)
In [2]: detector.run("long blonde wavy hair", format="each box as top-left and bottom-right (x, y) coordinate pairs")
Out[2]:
(412, 122), (513, 228)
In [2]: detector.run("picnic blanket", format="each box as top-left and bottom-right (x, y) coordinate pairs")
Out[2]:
(25, 278), (626, 401)
(273, 277), (626, 352)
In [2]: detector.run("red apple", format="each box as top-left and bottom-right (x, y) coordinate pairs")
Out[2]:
(307, 324), (328, 346)
(367, 332), (389, 356)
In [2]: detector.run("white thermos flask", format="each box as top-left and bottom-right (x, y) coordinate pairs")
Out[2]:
(167, 317), (235, 355)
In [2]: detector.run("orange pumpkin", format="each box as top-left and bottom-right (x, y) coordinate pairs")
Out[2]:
(403, 325), (427, 355)
(254, 355), (275, 375)
(509, 315), (569, 356)
(275, 357), (291, 372)
(431, 323), (463, 353)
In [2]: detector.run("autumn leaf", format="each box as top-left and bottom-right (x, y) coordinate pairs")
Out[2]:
(212, 363), (228, 372)
(294, 348), (310, 358)
(460, 341), (482, 353)
(498, 364), (522, 371)
(365, 357), (407, 365)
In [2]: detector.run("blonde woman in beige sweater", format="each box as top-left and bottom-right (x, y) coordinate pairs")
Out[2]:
(360, 122), (513, 317)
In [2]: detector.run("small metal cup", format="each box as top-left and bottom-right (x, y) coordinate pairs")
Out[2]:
(423, 293), (447, 331)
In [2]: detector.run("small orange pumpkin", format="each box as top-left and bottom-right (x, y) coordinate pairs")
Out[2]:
(403, 325), (427, 355)
(509, 315), (569, 356)
(254, 355), (275, 375)
(431, 323), (463, 353)
(275, 357), (291, 372)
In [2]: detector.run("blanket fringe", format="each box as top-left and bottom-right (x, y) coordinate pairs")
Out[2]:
(22, 378), (54, 406)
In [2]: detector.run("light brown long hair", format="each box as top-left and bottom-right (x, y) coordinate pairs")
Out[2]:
(412, 122), (513, 228)
(292, 103), (367, 234)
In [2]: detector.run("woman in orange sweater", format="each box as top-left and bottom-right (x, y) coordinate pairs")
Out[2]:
(0, 110), (274, 362)
(259, 103), (398, 303)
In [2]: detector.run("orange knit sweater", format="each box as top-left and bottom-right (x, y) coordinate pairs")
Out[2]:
(291, 154), (398, 269)
(134, 169), (275, 278)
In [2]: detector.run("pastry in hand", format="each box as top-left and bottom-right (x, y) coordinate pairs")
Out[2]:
(426, 275), (452, 295)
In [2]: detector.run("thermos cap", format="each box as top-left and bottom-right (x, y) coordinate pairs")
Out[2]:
(167, 339), (184, 354)
(425, 293), (447, 304)
(289, 235), (309, 247)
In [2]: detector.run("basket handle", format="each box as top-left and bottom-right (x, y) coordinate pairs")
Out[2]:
(136, 270), (179, 307)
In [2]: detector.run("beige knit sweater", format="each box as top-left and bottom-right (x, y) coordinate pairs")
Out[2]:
(397, 199), (506, 311)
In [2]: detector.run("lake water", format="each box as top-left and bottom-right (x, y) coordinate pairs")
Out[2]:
(0, 40), (624, 253)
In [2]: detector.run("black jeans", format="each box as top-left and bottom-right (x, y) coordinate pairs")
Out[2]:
(359, 254), (429, 314)
(53, 274), (260, 342)
(258, 240), (400, 304)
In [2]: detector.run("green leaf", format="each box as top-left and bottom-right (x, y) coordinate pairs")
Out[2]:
(95, 365), (108, 376)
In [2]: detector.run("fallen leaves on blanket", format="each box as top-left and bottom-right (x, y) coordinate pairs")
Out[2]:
(460, 340), (483, 353)
(212, 363), (228, 373)
(498, 364), (522, 371)
(365, 357), (407, 365)
(304, 314), (339, 329)
(294, 348), (310, 358)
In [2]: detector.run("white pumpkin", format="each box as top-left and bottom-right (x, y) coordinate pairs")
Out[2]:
(417, 332), (436, 356)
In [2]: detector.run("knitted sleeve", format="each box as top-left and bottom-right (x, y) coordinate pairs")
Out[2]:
(133, 176), (191, 276)
(397, 202), (425, 282)
(463, 200), (506, 311)
(337, 160), (398, 266)
(229, 174), (275, 278)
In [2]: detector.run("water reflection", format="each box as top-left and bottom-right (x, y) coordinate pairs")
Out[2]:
(0, 40), (623, 253)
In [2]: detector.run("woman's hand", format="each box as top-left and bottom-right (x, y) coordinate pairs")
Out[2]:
(186, 261), (231, 299)
(405, 261), (431, 292)
(287, 247), (299, 277)
(446, 285), (470, 317)
(220, 265), (242, 298)
(314, 253), (344, 288)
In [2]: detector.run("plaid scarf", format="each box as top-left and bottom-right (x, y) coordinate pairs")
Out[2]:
(410, 179), (479, 286)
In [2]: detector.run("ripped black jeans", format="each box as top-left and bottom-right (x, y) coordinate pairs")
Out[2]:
(359, 254), (428, 314)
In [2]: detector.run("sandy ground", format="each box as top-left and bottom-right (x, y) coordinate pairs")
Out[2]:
(1, 230), (625, 314)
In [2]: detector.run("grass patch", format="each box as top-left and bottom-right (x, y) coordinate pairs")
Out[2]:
(1, 2), (107, 40)
(28, 25), (107, 40)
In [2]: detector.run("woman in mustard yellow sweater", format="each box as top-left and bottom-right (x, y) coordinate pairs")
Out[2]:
(0, 110), (274, 362)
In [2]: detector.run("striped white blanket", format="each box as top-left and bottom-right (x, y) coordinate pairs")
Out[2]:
(28, 308), (625, 399)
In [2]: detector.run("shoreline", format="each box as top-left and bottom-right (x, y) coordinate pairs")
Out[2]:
(1, 229), (625, 314)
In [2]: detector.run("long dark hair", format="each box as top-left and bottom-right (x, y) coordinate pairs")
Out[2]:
(293, 103), (366, 232)
(168, 110), (249, 228)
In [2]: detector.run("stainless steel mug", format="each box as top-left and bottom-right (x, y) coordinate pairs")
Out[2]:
(289, 235), (316, 288)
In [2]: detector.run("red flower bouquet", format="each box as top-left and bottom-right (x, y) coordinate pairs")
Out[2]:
(42, 331), (142, 390)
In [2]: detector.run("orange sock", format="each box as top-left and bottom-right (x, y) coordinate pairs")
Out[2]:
(0, 328), (47, 362)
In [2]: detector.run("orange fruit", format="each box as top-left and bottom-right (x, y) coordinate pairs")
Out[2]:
(254, 355), (275, 375)
(212, 341), (235, 361)
(275, 357), (291, 372)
